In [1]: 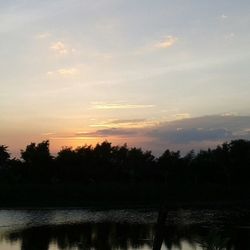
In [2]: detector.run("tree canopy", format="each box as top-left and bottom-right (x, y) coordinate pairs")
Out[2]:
(1, 139), (250, 204)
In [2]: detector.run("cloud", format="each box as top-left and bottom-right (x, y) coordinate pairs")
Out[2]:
(137, 35), (178, 55)
(77, 115), (250, 143)
(41, 132), (55, 136)
(75, 115), (250, 153)
(154, 36), (178, 49)
(109, 119), (146, 124)
(47, 68), (78, 77)
(149, 127), (231, 144)
(50, 41), (67, 54)
(225, 32), (235, 40)
(57, 68), (78, 76)
(90, 118), (158, 129)
(76, 128), (138, 138)
(50, 41), (75, 55)
(173, 113), (191, 120)
(91, 102), (155, 110)
(45, 115), (250, 155)
(147, 115), (250, 146)
(35, 32), (51, 39)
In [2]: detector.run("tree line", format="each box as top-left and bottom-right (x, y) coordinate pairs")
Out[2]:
(1, 139), (250, 204)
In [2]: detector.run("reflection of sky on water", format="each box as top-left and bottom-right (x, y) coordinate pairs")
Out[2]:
(0, 209), (249, 250)
(162, 241), (202, 250)
(0, 208), (237, 229)
(0, 209), (157, 229)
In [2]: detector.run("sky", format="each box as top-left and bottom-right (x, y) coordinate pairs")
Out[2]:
(1, 0), (250, 157)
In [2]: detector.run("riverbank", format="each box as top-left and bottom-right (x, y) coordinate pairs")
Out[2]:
(1, 198), (250, 210)
(1, 182), (250, 209)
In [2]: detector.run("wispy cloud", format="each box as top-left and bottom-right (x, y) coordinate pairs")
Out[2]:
(35, 32), (51, 39)
(57, 68), (78, 76)
(225, 32), (235, 40)
(50, 41), (75, 55)
(50, 41), (67, 54)
(90, 118), (158, 128)
(154, 36), (178, 49)
(109, 119), (146, 124)
(136, 35), (178, 55)
(41, 132), (55, 136)
(76, 128), (139, 138)
(221, 112), (237, 117)
(174, 113), (191, 120)
(91, 102), (155, 110)
(47, 68), (78, 77)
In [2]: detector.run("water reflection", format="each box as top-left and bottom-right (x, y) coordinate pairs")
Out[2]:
(4, 223), (153, 250)
(2, 223), (250, 250)
(0, 209), (250, 250)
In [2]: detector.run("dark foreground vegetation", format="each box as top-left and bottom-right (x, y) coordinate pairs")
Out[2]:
(1, 139), (250, 207)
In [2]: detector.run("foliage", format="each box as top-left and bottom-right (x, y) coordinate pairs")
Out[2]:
(1, 139), (250, 203)
(0, 145), (10, 167)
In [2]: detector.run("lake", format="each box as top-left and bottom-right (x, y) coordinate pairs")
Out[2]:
(0, 208), (249, 250)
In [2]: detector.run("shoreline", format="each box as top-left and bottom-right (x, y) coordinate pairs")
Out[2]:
(1, 200), (250, 210)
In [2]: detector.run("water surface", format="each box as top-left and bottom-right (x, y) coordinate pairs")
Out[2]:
(0, 208), (249, 249)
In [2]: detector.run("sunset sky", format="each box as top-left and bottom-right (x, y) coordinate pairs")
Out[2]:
(1, 0), (250, 156)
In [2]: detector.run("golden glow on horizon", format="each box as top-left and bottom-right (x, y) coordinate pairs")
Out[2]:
(47, 135), (151, 155)
(91, 102), (155, 110)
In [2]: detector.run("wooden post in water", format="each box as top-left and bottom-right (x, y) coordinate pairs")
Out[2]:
(153, 203), (168, 250)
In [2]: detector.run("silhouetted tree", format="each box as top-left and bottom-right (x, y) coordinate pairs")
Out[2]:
(1, 139), (250, 205)
(21, 140), (53, 182)
(0, 145), (10, 167)
(158, 149), (180, 183)
(21, 140), (52, 165)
